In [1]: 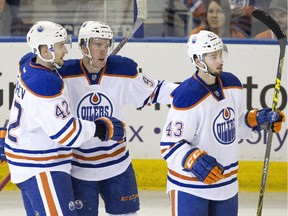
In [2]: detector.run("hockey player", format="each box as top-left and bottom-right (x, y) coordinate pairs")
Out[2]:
(0, 127), (6, 165)
(54, 21), (178, 215)
(4, 21), (125, 215)
(160, 30), (285, 215)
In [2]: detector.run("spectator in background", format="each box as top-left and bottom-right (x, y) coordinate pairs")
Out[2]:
(183, 0), (272, 37)
(190, 0), (247, 38)
(7, 0), (19, 21)
(254, 0), (287, 39)
(8, 0), (30, 36)
(0, 0), (12, 36)
(182, 0), (207, 28)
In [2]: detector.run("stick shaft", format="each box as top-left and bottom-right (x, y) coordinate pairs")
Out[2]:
(0, 173), (10, 191)
(252, 9), (287, 216)
(111, 0), (147, 55)
(111, 18), (144, 55)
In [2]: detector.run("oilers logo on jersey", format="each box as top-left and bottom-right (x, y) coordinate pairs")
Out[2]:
(76, 92), (113, 121)
(213, 107), (236, 145)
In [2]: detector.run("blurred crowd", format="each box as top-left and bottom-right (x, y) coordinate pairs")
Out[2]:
(0, 0), (287, 39)
(182, 0), (287, 38)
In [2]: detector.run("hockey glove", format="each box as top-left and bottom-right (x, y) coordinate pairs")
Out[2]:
(0, 127), (7, 164)
(245, 108), (285, 133)
(94, 117), (125, 142)
(182, 148), (224, 184)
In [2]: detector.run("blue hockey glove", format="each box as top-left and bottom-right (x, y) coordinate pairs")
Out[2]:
(0, 127), (7, 164)
(182, 148), (224, 184)
(94, 117), (125, 142)
(245, 108), (285, 133)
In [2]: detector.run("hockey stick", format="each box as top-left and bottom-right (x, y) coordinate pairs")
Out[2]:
(252, 9), (287, 216)
(0, 120), (11, 192)
(111, 0), (147, 55)
(0, 173), (10, 192)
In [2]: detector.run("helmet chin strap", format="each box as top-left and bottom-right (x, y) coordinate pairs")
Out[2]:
(197, 60), (217, 78)
(52, 62), (61, 69)
(38, 50), (61, 69)
(82, 47), (106, 72)
(88, 57), (106, 71)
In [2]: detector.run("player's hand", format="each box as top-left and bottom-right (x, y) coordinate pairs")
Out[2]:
(245, 108), (285, 133)
(182, 148), (224, 184)
(94, 117), (125, 142)
(0, 127), (7, 165)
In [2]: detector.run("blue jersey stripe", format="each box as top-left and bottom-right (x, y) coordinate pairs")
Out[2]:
(74, 142), (122, 153)
(7, 159), (72, 168)
(4, 144), (71, 154)
(50, 117), (74, 140)
(224, 161), (238, 170)
(66, 119), (83, 147)
(152, 80), (164, 104)
(168, 175), (237, 189)
(163, 141), (186, 160)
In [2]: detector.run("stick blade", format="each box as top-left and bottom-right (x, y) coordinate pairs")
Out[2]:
(137, 0), (148, 20)
(252, 9), (286, 40)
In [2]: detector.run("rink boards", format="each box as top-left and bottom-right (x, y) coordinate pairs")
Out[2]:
(0, 38), (287, 191)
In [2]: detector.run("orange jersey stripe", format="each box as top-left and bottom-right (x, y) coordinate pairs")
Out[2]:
(0, 129), (6, 138)
(40, 172), (58, 215)
(73, 146), (126, 161)
(5, 152), (73, 161)
(59, 120), (77, 144)
(171, 190), (176, 216)
(168, 168), (238, 181)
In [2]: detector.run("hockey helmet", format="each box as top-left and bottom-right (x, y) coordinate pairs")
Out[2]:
(78, 21), (113, 47)
(78, 21), (114, 70)
(187, 30), (226, 71)
(26, 21), (71, 64)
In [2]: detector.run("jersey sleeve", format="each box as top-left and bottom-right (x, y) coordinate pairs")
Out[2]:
(160, 101), (198, 170)
(125, 72), (177, 108)
(34, 93), (96, 148)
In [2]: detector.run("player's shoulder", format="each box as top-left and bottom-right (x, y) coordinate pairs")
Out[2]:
(58, 59), (82, 77)
(20, 55), (64, 97)
(105, 55), (138, 77)
(172, 76), (209, 109)
(220, 71), (242, 88)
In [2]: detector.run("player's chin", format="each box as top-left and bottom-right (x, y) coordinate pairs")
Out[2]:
(57, 60), (64, 67)
(217, 70), (223, 75)
(213, 70), (222, 76)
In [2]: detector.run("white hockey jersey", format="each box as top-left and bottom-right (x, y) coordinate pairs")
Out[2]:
(5, 54), (96, 184)
(160, 72), (253, 201)
(59, 55), (177, 181)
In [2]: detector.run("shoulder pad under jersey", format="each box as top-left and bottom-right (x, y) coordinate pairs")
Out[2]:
(19, 52), (36, 70)
(21, 63), (64, 97)
(58, 59), (82, 77)
(105, 55), (138, 77)
(220, 72), (242, 88)
(172, 76), (209, 109)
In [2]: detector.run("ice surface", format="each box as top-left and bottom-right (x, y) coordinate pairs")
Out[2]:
(0, 190), (287, 216)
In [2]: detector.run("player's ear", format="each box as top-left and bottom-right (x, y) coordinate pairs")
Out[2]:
(81, 45), (89, 55)
(39, 45), (51, 59)
(194, 57), (201, 67)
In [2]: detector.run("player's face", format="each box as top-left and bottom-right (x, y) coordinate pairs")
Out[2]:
(269, 8), (287, 31)
(207, 1), (226, 30)
(203, 50), (224, 76)
(89, 38), (111, 68)
(53, 41), (68, 67)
